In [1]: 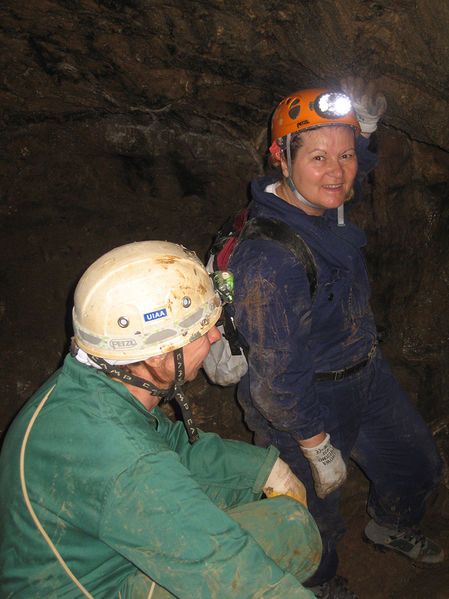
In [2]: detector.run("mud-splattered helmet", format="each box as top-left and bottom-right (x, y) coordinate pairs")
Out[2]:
(73, 241), (221, 360)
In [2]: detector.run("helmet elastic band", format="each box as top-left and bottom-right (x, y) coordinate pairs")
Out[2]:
(71, 342), (200, 444)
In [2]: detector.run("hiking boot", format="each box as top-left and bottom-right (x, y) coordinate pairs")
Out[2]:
(363, 519), (444, 564)
(308, 576), (359, 598)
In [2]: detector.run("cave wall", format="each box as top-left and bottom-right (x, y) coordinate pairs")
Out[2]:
(1, 0), (448, 448)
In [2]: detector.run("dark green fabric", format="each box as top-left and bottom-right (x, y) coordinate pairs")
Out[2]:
(120, 496), (322, 598)
(0, 355), (319, 598)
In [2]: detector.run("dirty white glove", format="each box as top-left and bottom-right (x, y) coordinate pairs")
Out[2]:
(263, 457), (308, 507)
(300, 433), (347, 499)
(340, 76), (387, 134)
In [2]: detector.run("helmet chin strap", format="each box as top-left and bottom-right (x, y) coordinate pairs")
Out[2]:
(285, 133), (346, 226)
(285, 133), (319, 210)
(74, 343), (200, 444)
(170, 348), (200, 443)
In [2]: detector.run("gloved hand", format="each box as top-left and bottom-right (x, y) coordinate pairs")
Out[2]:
(263, 457), (308, 507)
(300, 433), (347, 499)
(340, 76), (387, 135)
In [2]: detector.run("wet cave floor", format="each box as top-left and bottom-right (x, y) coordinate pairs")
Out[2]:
(179, 371), (449, 599)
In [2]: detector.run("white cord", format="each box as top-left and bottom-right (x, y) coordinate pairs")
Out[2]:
(337, 204), (345, 226)
(19, 385), (95, 599)
(20, 385), (160, 599)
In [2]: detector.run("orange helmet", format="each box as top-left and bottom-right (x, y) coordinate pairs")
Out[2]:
(270, 88), (360, 154)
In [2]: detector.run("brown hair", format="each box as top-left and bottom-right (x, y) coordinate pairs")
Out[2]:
(271, 132), (305, 180)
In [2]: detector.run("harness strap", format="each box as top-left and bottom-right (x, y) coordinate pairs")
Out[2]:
(238, 215), (318, 301)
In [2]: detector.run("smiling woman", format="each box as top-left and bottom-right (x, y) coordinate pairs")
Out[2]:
(278, 126), (358, 216)
(224, 82), (444, 599)
(269, 88), (361, 221)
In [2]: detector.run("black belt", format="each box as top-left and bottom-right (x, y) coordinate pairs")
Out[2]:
(314, 345), (377, 382)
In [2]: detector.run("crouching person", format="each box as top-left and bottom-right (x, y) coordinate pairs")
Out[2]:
(0, 241), (321, 599)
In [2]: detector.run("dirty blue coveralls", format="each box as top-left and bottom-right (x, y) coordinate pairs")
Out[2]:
(0, 355), (321, 598)
(228, 136), (443, 585)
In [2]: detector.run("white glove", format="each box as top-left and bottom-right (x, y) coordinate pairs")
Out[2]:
(300, 433), (347, 499)
(340, 76), (387, 134)
(263, 457), (308, 507)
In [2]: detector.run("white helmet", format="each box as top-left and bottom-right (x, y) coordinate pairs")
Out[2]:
(73, 240), (221, 361)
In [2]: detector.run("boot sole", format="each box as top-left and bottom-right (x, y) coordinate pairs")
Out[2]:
(361, 533), (443, 568)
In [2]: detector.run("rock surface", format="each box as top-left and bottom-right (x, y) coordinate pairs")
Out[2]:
(1, 1), (448, 597)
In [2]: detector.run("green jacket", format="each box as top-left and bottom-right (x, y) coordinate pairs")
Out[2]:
(0, 355), (316, 598)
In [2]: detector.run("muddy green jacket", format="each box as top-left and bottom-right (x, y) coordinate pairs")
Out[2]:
(0, 355), (315, 598)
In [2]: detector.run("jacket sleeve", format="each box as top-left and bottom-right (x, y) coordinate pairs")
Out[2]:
(99, 446), (315, 598)
(351, 134), (379, 205)
(355, 134), (378, 180)
(229, 239), (325, 440)
(151, 405), (280, 509)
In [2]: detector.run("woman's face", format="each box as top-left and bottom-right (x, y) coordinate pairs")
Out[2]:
(280, 126), (358, 216)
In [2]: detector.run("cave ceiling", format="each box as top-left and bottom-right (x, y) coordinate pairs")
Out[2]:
(1, 0), (449, 147)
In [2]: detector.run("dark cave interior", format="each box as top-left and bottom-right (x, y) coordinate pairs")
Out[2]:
(1, 1), (449, 597)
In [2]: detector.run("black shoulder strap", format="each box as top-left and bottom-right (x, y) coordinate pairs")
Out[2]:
(238, 216), (318, 301)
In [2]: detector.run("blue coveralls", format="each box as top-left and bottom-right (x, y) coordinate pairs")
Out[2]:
(228, 136), (443, 585)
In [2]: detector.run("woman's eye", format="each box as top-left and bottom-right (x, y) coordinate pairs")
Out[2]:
(313, 155), (325, 161)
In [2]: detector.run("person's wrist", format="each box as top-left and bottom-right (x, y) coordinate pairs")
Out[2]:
(298, 431), (326, 449)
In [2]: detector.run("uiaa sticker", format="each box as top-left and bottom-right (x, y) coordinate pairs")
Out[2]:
(144, 308), (167, 322)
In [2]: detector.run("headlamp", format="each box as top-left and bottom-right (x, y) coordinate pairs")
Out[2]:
(211, 270), (234, 304)
(313, 92), (352, 119)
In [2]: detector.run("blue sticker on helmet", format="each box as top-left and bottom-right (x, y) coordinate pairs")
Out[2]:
(144, 308), (167, 322)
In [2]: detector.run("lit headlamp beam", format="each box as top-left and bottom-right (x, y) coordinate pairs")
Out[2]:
(315, 93), (352, 118)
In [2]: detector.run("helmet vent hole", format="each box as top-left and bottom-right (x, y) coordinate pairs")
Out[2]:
(288, 100), (301, 120)
(182, 296), (191, 308)
(117, 317), (129, 328)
